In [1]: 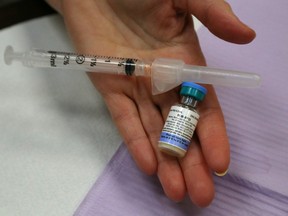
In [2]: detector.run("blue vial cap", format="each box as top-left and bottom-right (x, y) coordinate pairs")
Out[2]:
(180, 82), (207, 101)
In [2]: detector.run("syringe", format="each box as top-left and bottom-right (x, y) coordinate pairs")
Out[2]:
(4, 46), (261, 95)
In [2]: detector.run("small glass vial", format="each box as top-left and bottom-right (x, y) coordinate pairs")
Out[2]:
(158, 82), (207, 158)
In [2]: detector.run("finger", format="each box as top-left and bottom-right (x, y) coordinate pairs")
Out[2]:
(103, 91), (158, 175)
(180, 137), (214, 207)
(196, 85), (230, 174)
(188, 0), (256, 44)
(134, 81), (186, 201)
(152, 88), (181, 119)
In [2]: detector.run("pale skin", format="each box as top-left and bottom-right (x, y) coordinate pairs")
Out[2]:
(46, 0), (255, 207)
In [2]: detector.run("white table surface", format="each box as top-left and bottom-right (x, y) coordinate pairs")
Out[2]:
(0, 15), (122, 216)
(0, 14), (202, 216)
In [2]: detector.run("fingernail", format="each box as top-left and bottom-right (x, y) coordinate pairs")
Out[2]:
(214, 169), (228, 177)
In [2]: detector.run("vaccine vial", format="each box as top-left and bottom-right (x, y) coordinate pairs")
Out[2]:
(158, 82), (207, 158)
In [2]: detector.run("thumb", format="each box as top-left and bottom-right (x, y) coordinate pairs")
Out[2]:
(189, 0), (256, 44)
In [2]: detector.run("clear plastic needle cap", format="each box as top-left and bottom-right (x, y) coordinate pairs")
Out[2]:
(151, 58), (261, 94)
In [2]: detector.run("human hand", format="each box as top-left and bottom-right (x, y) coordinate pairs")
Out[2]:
(47, 0), (255, 207)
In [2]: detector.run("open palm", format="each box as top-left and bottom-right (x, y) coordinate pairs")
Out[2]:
(48, 0), (255, 206)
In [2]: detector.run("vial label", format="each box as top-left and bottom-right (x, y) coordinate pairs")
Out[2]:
(159, 105), (199, 151)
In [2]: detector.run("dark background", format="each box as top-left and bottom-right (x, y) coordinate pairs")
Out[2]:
(0, 0), (56, 29)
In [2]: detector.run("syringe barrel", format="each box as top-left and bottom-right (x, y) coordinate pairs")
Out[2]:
(5, 46), (147, 76)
